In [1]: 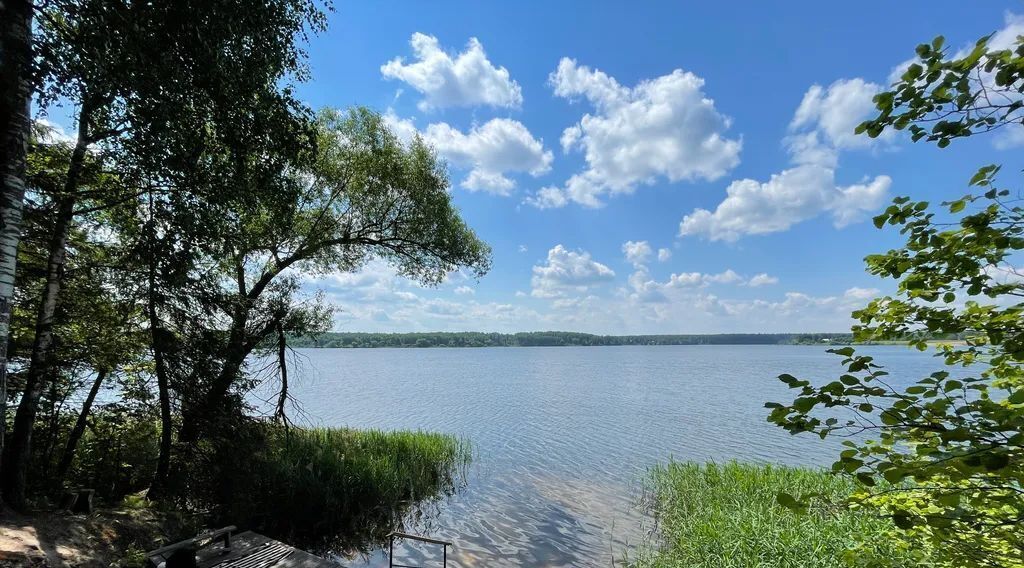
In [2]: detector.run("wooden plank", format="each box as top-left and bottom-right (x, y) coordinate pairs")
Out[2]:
(196, 531), (269, 567)
(148, 525), (238, 563)
(266, 547), (340, 568)
(192, 531), (340, 568)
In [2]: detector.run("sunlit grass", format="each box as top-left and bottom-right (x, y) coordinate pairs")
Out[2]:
(221, 425), (471, 553)
(630, 462), (910, 568)
(275, 427), (471, 505)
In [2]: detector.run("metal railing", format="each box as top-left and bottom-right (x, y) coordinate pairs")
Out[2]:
(388, 532), (452, 568)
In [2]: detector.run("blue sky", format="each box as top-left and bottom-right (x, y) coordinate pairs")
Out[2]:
(290, 3), (1024, 333)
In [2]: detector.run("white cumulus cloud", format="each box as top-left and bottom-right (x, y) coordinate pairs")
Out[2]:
(383, 110), (552, 195)
(527, 58), (741, 208)
(622, 240), (653, 267)
(747, 273), (779, 287)
(657, 248), (672, 262)
(667, 272), (705, 288)
(531, 245), (616, 298)
(679, 78), (892, 241)
(661, 269), (748, 288)
(625, 268), (779, 304)
(679, 165), (891, 241)
(704, 269), (742, 284)
(844, 286), (880, 300)
(524, 185), (570, 209)
(790, 78), (889, 155)
(381, 33), (522, 110)
(424, 119), (553, 194)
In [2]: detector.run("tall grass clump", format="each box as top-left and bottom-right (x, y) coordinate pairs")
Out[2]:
(631, 462), (913, 568)
(212, 424), (470, 554)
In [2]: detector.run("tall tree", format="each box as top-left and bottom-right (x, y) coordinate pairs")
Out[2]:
(172, 107), (492, 449)
(7, 132), (144, 493)
(768, 34), (1024, 567)
(3, 0), (328, 506)
(0, 0), (35, 495)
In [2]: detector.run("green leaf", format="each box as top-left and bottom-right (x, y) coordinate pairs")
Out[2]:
(982, 452), (1009, 471)
(892, 514), (915, 530)
(793, 397), (817, 413)
(883, 468), (906, 484)
(776, 492), (800, 510)
(937, 492), (960, 507)
(778, 373), (798, 385)
(856, 472), (876, 487)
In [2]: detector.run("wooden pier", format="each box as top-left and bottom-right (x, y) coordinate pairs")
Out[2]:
(146, 527), (340, 568)
(147, 527), (454, 568)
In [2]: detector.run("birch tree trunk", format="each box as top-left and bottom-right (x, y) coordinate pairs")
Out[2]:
(0, 0), (35, 498)
(2, 110), (89, 508)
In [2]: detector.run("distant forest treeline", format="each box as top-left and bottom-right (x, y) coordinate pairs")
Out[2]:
(288, 331), (859, 348)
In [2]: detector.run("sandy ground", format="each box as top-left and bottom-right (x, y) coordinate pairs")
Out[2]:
(0, 507), (174, 567)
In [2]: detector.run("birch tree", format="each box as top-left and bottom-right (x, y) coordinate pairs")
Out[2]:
(0, 0), (35, 499)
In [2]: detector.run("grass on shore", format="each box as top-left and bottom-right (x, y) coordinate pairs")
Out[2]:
(220, 425), (471, 554)
(630, 462), (914, 568)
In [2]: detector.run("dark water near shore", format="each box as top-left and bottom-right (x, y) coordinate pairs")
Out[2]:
(269, 344), (942, 567)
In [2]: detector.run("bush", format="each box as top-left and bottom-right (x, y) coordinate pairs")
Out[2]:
(49, 404), (160, 501)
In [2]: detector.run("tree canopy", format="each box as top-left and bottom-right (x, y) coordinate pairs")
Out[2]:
(0, 0), (493, 520)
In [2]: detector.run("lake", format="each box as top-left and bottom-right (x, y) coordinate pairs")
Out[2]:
(269, 344), (943, 567)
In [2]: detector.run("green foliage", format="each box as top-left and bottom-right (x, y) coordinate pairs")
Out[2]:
(630, 462), (912, 568)
(17, 138), (148, 371)
(7, 0), (488, 558)
(12, 4), (490, 553)
(24, 397), (469, 556)
(306, 108), (492, 284)
(769, 31), (1024, 568)
(162, 105), (493, 448)
(206, 423), (470, 554)
(10, 0), (335, 507)
(857, 34), (1024, 147)
(52, 405), (160, 500)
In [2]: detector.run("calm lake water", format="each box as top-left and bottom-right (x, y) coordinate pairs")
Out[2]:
(270, 344), (943, 567)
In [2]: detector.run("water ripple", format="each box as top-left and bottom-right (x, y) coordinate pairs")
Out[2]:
(257, 345), (949, 567)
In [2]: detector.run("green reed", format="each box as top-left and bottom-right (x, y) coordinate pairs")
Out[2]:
(630, 461), (913, 568)
(220, 425), (471, 554)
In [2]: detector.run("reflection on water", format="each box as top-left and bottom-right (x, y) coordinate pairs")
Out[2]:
(260, 345), (945, 567)
(302, 463), (468, 559)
